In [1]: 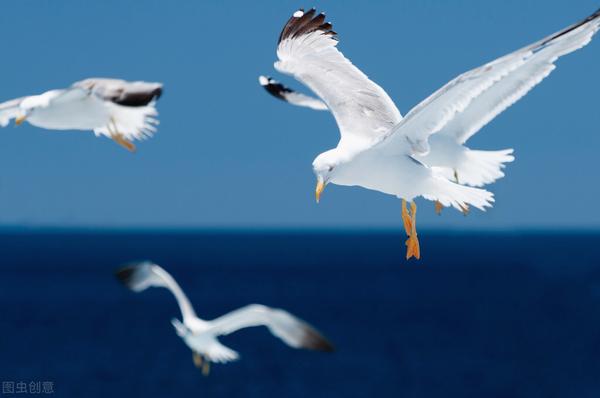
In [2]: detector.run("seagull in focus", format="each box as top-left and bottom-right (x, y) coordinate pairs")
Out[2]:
(0, 78), (163, 152)
(115, 262), (334, 375)
(258, 75), (514, 192)
(264, 7), (600, 259)
(258, 75), (512, 216)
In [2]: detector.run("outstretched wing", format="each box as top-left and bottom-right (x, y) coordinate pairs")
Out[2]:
(274, 8), (401, 143)
(0, 97), (25, 127)
(115, 262), (198, 324)
(377, 8), (600, 155)
(259, 75), (328, 111)
(209, 304), (334, 352)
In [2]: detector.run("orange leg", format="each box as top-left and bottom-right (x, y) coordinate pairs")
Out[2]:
(401, 199), (412, 235)
(108, 118), (136, 152)
(202, 360), (211, 376)
(112, 133), (136, 152)
(405, 201), (420, 260)
(402, 200), (421, 260)
(193, 352), (203, 368)
(434, 200), (443, 215)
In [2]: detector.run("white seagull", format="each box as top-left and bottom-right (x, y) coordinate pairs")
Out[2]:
(0, 78), (163, 152)
(266, 7), (600, 259)
(258, 75), (513, 215)
(116, 262), (334, 375)
(258, 74), (514, 190)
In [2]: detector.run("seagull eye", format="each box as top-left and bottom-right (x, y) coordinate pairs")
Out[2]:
(328, 166), (334, 172)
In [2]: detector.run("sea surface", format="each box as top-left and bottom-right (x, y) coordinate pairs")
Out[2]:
(1, 230), (600, 397)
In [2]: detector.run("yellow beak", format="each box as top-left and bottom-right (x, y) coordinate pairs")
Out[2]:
(315, 179), (325, 203)
(15, 115), (26, 126)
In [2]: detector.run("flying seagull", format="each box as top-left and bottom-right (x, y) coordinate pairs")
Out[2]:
(258, 75), (512, 216)
(116, 262), (334, 375)
(266, 7), (600, 259)
(0, 78), (163, 152)
(258, 75), (514, 190)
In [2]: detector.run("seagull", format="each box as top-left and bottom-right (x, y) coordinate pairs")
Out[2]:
(115, 262), (334, 375)
(259, 74), (514, 190)
(258, 75), (513, 216)
(266, 7), (600, 259)
(0, 78), (163, 152)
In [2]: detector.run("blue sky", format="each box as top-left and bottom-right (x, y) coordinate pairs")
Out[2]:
(0, 0), (598, 229)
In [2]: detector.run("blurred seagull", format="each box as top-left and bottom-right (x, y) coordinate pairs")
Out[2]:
(0, 78), (163, 152)
(116, 262), (334, 375)
(265, 7), (600, 259)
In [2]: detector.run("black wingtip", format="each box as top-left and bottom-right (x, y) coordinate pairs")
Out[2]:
(152, 87), (163, 100)
(114, 261), (151, 290)
(258, 76), (293, 102)
(278, 8), (337, 44)
(540, 7), (600, 47)
(302, 325), (336, 353)
(113, 86), (163, 107)
(115, 265), (137, 289)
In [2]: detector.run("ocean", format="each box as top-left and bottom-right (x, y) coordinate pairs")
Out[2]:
(1, 230), (599, 397)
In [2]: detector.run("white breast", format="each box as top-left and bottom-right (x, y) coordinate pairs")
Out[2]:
(332, 150), (431, 201)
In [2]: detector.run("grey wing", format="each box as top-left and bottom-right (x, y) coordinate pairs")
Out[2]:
(208, 304), (334, 352)
(259, 75), (328, 111)
(72, 78), (163, 107)
(0, 97), (25, 127)
(377, 8), (600, 155)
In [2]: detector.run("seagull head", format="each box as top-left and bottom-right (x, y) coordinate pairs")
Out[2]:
(312, 150), (342, 203)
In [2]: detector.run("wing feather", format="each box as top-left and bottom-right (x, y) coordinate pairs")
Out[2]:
(209, 304), (334, 352)
(259, 75), (328, 111)
(274, 8), (401, 143)
(73, 78), (162, 107)
(377, 8), (600, 154)
(73, 78), (162, 140)
(115, 262), (198, 324)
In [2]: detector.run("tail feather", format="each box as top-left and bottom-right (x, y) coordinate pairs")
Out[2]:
(94, 102), (159, 141)
(171, 318), (189, 337)
(424, 174), (495, 212)
(206, 342), (240, 364)
(455, 148), (514, 187)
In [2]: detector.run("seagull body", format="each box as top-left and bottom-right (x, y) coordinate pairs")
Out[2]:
(116, 262), (333, 374)
(0, 78), (163, 152)
(266, 8), (600, 259)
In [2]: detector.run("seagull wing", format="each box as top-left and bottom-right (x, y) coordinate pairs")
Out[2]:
(208, 304), (334, 352)
(73, 78), (163, 140)
(376, 8), (600, 155)
(72, 78), (163, 107)
(274, 8), (401, 142)
(115, 262), (198, 324)
(259, 75), (328, 111)
(0, 97), (26, 127)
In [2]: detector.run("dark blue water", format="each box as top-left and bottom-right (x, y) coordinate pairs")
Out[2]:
(1, 230), (600, 397)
